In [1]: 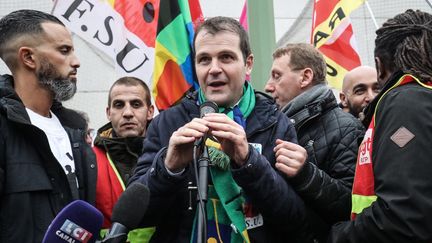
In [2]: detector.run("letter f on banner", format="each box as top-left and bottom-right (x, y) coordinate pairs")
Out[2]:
(311, 0), (364, 90)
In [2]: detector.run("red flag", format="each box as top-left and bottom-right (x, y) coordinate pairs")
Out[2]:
(114, 0), (160, 48)
(311, 0), (364, 90)
(240, 1), (248, 30)
(188, 0), (204, 29)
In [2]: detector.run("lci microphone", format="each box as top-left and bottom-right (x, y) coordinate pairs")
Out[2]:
(100, 183), (150, 243)
(42, 200), (103, 243)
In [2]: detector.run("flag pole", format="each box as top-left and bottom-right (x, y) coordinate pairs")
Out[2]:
(364, 0), (379, 29)
(425, 0), (432, 9)
(247, 0), (276, 92)
(50, 0), (59, 14)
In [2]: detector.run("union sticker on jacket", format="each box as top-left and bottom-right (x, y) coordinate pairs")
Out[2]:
(358, 128), (372, 165)
(249, 143), (262, 154)
(390, 126), (415, 148)
(244, 203), (264, 229)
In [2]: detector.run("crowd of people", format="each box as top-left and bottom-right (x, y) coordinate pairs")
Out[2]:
(0, 7), (431, 243)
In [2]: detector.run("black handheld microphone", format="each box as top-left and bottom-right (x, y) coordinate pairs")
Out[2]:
(42, 200), (103, 243)
(194, 101), (218, 147)
(193, 101), (218, 243)
(100, 183), (150, 243)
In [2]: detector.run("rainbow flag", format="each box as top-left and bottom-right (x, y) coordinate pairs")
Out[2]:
(153, 0), (202, 110)
(311, 0), (364, 90)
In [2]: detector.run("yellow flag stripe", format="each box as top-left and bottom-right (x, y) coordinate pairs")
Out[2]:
(151, 41), (179, 99)
(322, 55), (348, 90)
(313, 0), (364, 48)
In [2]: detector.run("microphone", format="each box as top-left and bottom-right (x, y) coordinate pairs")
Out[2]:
(42, 200), (103, 243)
(194, 101), (218, 147)
(193, 101), (218, 243)
(100, 183), (150, 243)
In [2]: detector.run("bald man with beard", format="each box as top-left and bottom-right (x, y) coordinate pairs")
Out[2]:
(340, 66), (380, 119)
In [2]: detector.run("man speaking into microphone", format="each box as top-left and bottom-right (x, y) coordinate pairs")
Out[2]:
(130, 17), (309, 243)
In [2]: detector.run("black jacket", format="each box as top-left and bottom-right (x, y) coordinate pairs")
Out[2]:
(0, 75), (97, 243)
(93, 122), (144, 183)
(282, 84), (364, 242)
(130, 91), (309, 243)
(328, 72), (432, 243)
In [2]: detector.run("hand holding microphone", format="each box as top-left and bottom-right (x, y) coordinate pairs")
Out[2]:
(194, 101), (219, 148)
(164, 101), (218, 173)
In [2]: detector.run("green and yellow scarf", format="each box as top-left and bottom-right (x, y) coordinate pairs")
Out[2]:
(191, 82), (255, 243)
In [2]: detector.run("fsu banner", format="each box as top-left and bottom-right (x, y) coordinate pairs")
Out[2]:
(311, 0), (364, 90)
(52, 0), (155, 86)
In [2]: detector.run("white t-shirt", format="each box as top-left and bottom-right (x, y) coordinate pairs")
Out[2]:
(26, 108), (76, 177)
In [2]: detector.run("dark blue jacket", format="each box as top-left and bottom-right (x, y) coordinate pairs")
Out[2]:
(130, 91), (309, 243)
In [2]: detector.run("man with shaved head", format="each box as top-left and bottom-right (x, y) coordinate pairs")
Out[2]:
(0, 10), (96, 242)
(340, 66), (380, 119)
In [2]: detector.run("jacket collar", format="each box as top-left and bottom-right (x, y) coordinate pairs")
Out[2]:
(0, 74), (32, 124)
(362, 70), (405, 127)
(282, 84), (338, 130)
(93, 122), (144, 164)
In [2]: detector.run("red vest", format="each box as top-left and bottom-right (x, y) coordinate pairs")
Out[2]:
(351, 74), (431, 219)
(94, 146), (125, 228)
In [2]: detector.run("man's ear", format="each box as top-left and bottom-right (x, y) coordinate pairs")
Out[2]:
(300, 68), (313, 88)
(147, 104), (155, 121)
(245, 54), (254, 75)
(18, 47), (36, 69)
(106, 106), (111, 121)
(339, 92), (348, 107)
(375, 57), (389, 85)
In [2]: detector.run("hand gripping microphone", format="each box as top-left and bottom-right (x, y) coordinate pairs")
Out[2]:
(42, 200), (103, 243)
(194, 101), (219, 147)
(100, 183), (150, 243)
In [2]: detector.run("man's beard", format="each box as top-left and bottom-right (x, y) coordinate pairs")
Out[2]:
(347, 100), (363, 118)
(37, 59), (77, 101)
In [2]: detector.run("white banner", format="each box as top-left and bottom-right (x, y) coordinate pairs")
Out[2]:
(52, 0), (154, 84)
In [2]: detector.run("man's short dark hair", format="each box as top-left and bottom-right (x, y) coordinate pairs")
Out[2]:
(272, 43), (327, 84)
(374, 9), (432, 82)
(108, 77), (152, 106)
(0, 9), (64, 68)
(193, 16), (251, 64)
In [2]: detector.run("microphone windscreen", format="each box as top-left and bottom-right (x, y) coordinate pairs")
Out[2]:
(200, 101), (218, 118)
(42, 200), (103, 243)
(111, 183), (150, 230)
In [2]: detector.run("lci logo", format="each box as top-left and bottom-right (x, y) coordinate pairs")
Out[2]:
(56, 219), (92, 243)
